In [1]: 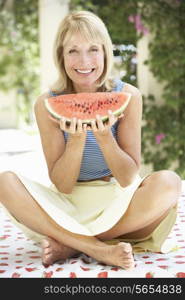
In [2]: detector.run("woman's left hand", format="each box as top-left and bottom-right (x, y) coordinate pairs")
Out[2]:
(88, 110), (124, 138)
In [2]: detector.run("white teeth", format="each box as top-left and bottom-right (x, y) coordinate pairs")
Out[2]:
(76, 69), (93, 74)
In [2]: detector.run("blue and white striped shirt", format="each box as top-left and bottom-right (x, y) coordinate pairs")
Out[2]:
(49, 79), (125, 181)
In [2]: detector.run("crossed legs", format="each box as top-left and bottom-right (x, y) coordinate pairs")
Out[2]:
(97, 170), (181, 240)
(0, 170), (182, 269)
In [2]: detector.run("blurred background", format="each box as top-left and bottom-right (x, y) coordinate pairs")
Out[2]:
(0, 0), (185, 182)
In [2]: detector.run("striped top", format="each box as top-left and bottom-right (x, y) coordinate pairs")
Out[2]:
(49, 79), (125, 181)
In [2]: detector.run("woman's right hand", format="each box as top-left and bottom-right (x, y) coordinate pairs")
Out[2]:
(48, 115), (88, 138)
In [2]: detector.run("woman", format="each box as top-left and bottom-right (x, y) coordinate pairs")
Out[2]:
(0, 11), (181, 270)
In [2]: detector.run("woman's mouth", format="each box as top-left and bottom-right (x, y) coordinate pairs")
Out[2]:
(75, 68), (95, 74)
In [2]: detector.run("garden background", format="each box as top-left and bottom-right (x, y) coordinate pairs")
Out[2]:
(0, 0), (185, 178)
(0, 0), (185, 281)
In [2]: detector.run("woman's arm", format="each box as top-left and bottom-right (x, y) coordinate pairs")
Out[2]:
(34, 95), (86, 194)
(95, 84), (142, 187)
(49, 134), (86, 194)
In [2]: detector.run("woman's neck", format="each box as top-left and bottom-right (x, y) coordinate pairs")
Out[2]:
(71, 84), (104, 93)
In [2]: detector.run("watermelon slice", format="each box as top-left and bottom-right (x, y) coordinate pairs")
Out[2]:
(45, 92), (131, 125)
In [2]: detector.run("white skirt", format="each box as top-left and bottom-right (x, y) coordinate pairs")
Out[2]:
(2, 172), (178, 253)
(2, 173), (145, 240)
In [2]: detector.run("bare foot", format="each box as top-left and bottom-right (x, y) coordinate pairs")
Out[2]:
(93, 242), (135, 270)
(41, 237), (80, 266)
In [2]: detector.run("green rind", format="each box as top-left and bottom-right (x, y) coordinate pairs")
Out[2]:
(44, 93), (131, 125)
(45, 98), (64, 120)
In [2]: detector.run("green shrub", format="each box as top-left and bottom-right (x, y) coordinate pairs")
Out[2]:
(0, 0), (40, 125)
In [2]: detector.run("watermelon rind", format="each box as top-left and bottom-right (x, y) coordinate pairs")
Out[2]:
(44, 92), (131, 125)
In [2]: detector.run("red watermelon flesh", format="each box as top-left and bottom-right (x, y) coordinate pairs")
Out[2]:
(45, 92), (131, 124)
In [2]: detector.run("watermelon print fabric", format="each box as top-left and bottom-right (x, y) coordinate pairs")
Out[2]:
(0, 184), (185, 278)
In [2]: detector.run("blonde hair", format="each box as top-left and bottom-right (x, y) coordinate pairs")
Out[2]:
(50, 10), (115, 93)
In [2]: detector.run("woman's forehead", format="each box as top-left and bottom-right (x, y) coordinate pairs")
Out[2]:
(63, 31), (102, 48)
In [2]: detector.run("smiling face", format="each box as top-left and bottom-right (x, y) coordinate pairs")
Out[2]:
(63, 33), (105, 93)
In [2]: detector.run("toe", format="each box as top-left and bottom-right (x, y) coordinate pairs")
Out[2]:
(123, 259), (135, 269)
(118, 242), (132, 252)
(122, 257), (134, 263)
(41, 239), (50, 248)
(124, 243), (132, 253)
(118, 243), (133, 258)
(124, 264), (135, 270)
(43, 253), (53, 265)
(44, 247), (51, 255)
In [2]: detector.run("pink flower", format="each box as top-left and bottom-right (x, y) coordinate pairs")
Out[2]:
(128, 14), (149, 35)
(155, 133), (166, 144)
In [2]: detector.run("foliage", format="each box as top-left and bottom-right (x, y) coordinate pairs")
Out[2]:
(70, 0), (185, 177)
(139, 0), (185, 177)
(0, 0), (40, 125)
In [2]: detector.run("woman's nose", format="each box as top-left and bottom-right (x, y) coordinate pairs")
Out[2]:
(78, 52), (91, 65)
